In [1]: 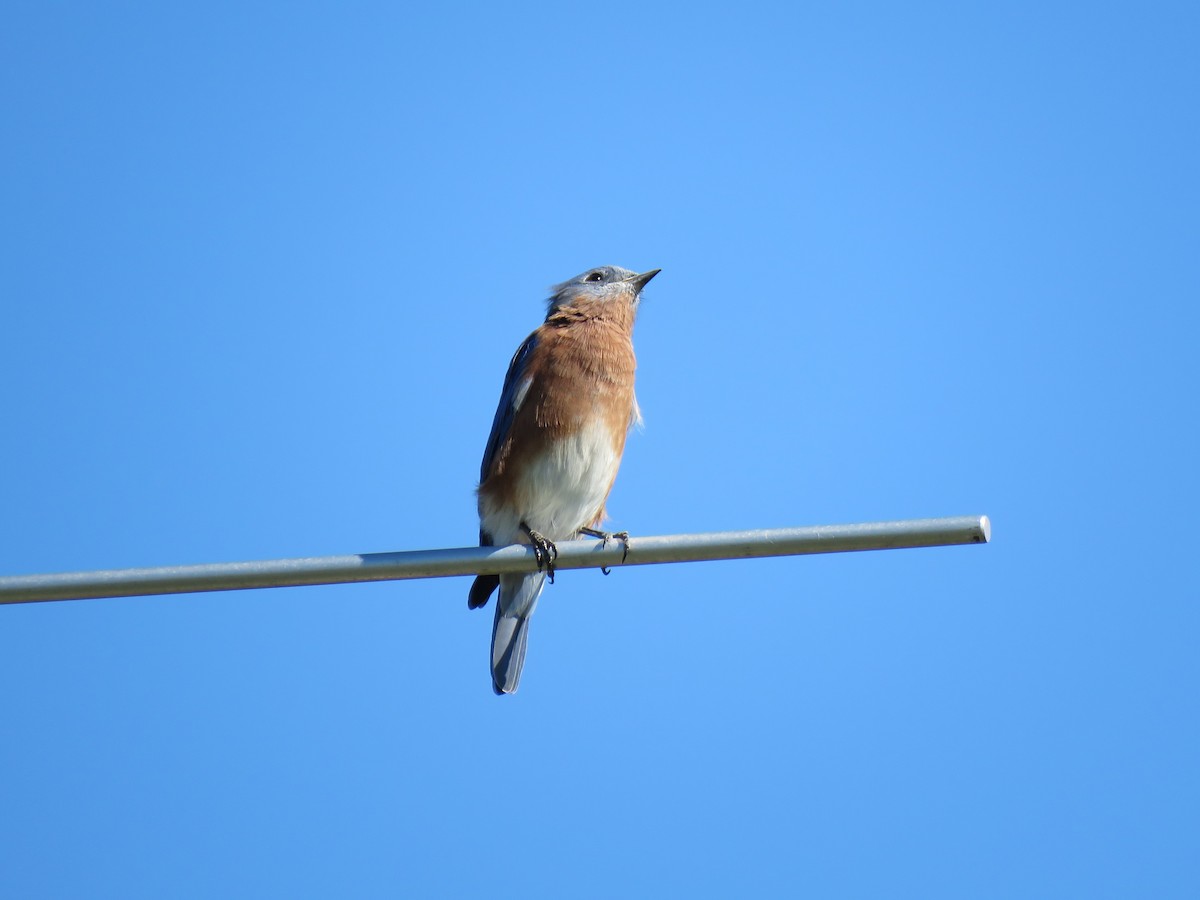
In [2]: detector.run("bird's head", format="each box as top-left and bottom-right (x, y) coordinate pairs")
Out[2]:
(545, 266), (660, 318)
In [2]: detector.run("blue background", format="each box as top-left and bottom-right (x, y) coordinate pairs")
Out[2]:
(3, 2), (1197, 896)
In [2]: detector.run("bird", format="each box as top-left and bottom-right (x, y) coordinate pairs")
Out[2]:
(469, 265), (660, 695)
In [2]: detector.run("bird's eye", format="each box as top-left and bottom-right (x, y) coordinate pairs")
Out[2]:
(585, 272), (604, 283)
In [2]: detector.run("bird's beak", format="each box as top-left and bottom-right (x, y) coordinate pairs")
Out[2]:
(627, 268), (661, 292)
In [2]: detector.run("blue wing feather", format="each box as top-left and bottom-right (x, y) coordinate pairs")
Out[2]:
(471, 332), (538, 603)
(479, 331), (539, 484)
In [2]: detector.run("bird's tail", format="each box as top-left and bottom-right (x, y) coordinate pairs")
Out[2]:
(490, 571), (546, 695)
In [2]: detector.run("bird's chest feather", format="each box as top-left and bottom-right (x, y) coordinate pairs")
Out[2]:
(481, 320), (636, 542)
(512, 326), (634, 538)
(513, 418), (622, 539)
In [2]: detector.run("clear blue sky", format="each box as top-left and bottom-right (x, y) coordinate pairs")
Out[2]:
(3, 2), (1197, 897)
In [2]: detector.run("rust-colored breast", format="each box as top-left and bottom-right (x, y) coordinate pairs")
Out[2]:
(481, 306), (637, 511)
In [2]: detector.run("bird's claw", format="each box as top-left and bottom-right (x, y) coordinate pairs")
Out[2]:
(581, 527), (630, 575)
(522, 523), (558, 584)
(612, 531), (630, 565)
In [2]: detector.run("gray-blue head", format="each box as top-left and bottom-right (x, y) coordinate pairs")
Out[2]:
(546, 265), (661, 316)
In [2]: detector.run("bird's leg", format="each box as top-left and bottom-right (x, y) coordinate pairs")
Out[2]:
(579, 526), (631, 574)
(521, 522), (557, 584)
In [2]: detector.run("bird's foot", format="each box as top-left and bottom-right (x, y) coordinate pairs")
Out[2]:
(580, 527), (631, 574)
(521, 522), (558, 584)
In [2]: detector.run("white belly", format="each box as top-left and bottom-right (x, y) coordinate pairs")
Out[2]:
(480, 420), (620, 545)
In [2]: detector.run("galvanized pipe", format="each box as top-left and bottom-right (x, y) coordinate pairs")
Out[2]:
(0, 515), (990, 605)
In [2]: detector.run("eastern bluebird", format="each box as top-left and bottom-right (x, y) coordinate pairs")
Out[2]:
(469, 265), (660, 695)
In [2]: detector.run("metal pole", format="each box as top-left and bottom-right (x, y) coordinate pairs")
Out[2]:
(0, 515), (990, 605)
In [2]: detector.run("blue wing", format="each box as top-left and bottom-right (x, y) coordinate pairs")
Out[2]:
(471, 331), (540, 609)
(479, 331), (539, 485)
